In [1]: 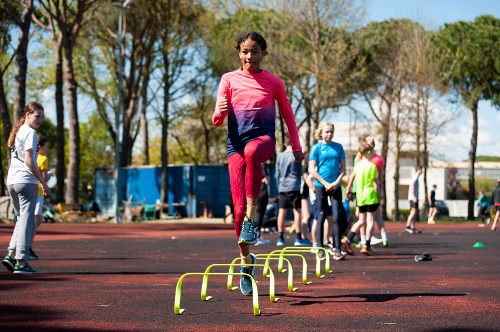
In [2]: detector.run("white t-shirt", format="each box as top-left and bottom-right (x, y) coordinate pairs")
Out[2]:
(6, 124), (38, 185)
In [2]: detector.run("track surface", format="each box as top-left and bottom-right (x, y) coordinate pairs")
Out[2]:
(0, 220), (499, 331)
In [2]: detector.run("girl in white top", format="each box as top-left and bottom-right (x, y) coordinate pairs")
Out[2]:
(2, 102), (51, 274)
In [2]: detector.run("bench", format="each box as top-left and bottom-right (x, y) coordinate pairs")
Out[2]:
(155, 202), (185, 219)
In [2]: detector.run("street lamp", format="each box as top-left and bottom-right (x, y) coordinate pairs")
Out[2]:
(112, 0), (136, 222)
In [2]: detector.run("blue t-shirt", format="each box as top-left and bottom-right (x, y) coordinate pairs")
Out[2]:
(310, 141), (345, 187)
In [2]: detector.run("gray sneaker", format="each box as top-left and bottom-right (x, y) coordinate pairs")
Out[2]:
(239, 253), (256, 295)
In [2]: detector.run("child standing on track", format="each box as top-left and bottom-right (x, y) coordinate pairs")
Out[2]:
(427, 184), (438, 225)
(308, 122), (346, 261)
(345, 140), (379, 256)
(2, 102), (51, 274)
(275, 135), (308, 246)
(30, 135), (53, 260)
(212, 31), (304, 295)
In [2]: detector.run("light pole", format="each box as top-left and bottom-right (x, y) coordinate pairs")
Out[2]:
(112, 0), (136, 222)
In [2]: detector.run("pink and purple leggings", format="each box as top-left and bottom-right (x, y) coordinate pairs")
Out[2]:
(228, 136), (275, 244)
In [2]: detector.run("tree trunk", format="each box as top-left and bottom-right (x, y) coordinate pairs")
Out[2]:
(140, 112), (149, 165)
(422, 87), (430, 217)
(139, 64), (150, 165)
(380, 101), (392, 221)
(467, 101), (479, 220)
(0, 140), (4, 195)
(0, 73), (12, 151)
(12, 0), (33, 123)
(160, 108), (169, 204)
(53, 36), (65, 202)
(204, 125), (210, 164)
(63, 44), (80, 204)
(393, 100), (402, 221)
(0, 72), (9, 193)
(160, 53), (170, 204)
(415, 88), (421, 166)
(121, 99), (137, 167)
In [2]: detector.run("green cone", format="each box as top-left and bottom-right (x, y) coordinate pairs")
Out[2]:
(472, 242), (485, 248)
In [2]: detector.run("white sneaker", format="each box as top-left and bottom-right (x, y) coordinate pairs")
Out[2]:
(255, 237), (270, 246)
(370, 237), (383, 245)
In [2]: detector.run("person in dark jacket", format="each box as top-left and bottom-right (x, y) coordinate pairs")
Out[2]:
(490, 179), (500, 231)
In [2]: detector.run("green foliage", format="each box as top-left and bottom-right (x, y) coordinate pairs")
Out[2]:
(78, 112), (114, 202)
(432, 15), (500, 108)
(169, 95), (228, 164)
(356, 19), (425, 92)
(474, 176), (497, 196)
(476, 156), (500, 162)
(37, 116), (58, 169)
(204, 7), (272, 78)
(2, 1), (500, 207)
(26, 34), (56, 98)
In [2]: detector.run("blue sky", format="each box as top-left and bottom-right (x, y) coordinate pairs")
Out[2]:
(336, 0), (500, 161)
(367, 0), (500, 28)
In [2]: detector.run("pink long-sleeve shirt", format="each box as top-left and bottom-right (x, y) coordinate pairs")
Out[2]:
(212, 68), (302, 156)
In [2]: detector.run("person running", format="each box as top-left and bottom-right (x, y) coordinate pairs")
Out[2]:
(2, 102), (51, 274)
(344, 140), (379, 256)
(477, 189), (491, 226)
(212, 31), (304, 295)
(275, 135), (308, 246)
(427, 184), (438, 225)
(406, 166), (423, 234)
(309, 122), (346, 261)
(30, 135), (53, 260)
(490, 179), (500, 231)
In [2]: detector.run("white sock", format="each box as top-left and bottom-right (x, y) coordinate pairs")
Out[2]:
(381, 232), (388, 242)
(360, 235), (366, 245)
(241, 253), (252, 265)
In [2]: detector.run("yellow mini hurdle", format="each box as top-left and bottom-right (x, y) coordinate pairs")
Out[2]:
(174, 261), (278, 316)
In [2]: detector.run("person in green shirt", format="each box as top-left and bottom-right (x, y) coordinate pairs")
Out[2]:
(344, 141), (379, 256)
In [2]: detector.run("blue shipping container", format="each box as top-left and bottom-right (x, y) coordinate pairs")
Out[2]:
(95, 163), (284, 220)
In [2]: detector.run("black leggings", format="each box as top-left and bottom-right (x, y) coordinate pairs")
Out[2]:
(479, 206), (489, 220)
(257, 191), (269, 230)
(315, 186), (342, 250)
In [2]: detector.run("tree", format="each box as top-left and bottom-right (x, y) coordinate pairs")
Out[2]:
(3, 0), (34, 123)
(39, 0), (98, 204)
(32, 2), (66, 202)
(433, 15), (500, 220)
(171, 87), (228, 164)
(262, 0), (366, 150)
(79, 113), (114, 202)
(403, 23), (451, 215)
(81, 1), (160, 169)
(154, 0), (205, 204)
(356, 19), (415, 220)
(0, 0), (18, 194)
